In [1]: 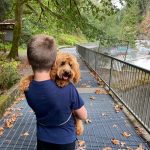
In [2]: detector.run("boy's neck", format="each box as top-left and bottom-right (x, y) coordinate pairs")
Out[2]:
(34, 70), (50, 81)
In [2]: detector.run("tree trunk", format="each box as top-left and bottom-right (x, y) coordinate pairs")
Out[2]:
(7, 0), (24, 59)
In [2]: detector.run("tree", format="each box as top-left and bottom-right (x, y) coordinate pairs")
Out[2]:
(7, 0), (117, 59)
(7, 0), (24, 59)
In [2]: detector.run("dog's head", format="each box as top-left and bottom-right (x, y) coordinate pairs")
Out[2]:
(51, 52), (80, 84)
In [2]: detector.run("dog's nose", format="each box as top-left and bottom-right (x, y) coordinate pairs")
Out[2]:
(64, 70), (71, 75)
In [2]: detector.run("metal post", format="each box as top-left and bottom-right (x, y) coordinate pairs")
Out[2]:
(124, 41), (129, 61)
(88, 49), (89, 64)
(95, 53), (97, 71)
(109, 58), (113, 90)
(98, 39), (101, 53)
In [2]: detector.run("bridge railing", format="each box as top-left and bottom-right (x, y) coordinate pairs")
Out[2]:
(77, 44), (150, 133)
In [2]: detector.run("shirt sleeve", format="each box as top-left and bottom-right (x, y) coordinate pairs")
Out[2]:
(71, 85), (84, 110)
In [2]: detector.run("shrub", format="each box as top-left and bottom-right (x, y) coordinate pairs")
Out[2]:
(0, 43), (12, 52)
(57, 34), (87, 46)
(0, 61), (20, 90)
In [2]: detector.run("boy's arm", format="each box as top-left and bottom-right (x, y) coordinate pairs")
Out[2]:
(71, 85), (88, 120)
(74, 105), (87, 121)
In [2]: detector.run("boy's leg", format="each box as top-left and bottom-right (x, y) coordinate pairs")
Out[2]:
(37, 140), (55, 150)
(37, 140), (76, 150)
(56, 141), (76, 150)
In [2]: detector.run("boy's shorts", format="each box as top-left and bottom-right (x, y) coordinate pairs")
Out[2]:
(37, 139), (76, 150)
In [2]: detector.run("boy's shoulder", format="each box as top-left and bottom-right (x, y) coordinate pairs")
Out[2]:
(29, 79), (56, 89)
(30, 79), (55, 85)
(29, 80), (77, 94)
(67, 82), (77, 89)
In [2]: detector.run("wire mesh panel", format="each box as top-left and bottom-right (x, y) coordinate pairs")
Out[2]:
(77, 45), (111, 85)
(110, 60), (150, 128)
(77, 45), (89, 62)
(110, 60), (131, 98)
(88, 51), (96, 70)
(95, 54), (111, 85)
(111, 60), (150, 130)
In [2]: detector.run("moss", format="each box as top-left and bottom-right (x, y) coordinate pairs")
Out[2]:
(0, 85), (19, 118)
(0, 95), (9, 118)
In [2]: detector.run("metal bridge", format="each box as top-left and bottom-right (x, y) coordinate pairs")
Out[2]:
(0, 47), (149, 150)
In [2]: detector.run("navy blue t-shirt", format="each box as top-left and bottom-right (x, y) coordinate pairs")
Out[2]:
(24, 80), (84, 144)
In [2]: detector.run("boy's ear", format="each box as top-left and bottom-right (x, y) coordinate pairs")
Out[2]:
(50, 52), (58, 80)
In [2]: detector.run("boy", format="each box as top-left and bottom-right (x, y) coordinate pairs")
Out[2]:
(24, 34), (87, 150)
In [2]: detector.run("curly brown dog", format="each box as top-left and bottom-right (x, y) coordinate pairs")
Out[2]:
(20, 52), (84, 136)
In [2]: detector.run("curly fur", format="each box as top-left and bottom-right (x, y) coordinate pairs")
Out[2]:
(50, 52), (80, 87)
(19, 52), (83, 136)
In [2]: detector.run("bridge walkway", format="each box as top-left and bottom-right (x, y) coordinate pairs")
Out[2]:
(0, 47), (149, 150)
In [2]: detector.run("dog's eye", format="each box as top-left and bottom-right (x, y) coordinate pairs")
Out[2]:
(61, 61), (65, 66)
(69, 63), (72, 67)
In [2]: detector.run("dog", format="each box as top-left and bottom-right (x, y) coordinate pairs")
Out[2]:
(20, 52), (84, 136)
(50, 52), (80, 87)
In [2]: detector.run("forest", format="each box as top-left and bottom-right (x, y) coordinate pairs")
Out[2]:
(0, 0), (149, 57)
(0, 0), (150, 91)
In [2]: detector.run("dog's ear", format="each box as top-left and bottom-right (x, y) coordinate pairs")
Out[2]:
(50, 52), (59, 80)
(73, 62), (80, 84)
(50, 64), (57, 80)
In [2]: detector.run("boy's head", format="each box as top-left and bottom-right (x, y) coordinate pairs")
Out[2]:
(27, 34), (57, 72)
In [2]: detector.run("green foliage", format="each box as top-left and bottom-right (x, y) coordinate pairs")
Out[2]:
(94, 0), (150, 48)
(2, 0), (149, 58)
(0, 43), (12, 52)
(19, 0), (118, 45)
(0, 61), (20, 90)
(0, 0), (13, 21)
(57, 34), (87, 46)
(118, 4), (142, 47)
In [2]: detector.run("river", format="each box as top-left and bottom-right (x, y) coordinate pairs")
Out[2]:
(80, 40), (150, 71)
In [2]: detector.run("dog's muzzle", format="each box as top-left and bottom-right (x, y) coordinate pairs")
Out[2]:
(62, 71), (71, 80)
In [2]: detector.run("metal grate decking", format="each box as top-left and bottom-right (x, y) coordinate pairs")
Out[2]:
(78, 93), (149, 149)
(76, 71), (99, 88)
(0, 94), (149, 149)
(0, 47), (149, 150)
